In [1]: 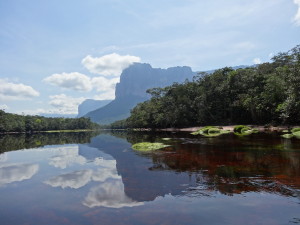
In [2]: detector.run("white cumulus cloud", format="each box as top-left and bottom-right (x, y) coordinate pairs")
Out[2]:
(91, 76), (120, 92)
(294, 0), (300, 25)
(49, 94), (85, 114)
(44, 72), (93, 92)
(0, 79), (39, 100)
(81, 53), (141, 76)
(91, 76), (119, 100)
(43, 71), (119, 100)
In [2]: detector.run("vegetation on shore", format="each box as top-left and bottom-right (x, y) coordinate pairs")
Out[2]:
(0, 110), (99, 133)
(132, 142), (170, 151)
(109, 45), (300, 129)
(191, 126), (231, 137)
(281, 127), (300, 139)
(190, 125), (259, 137)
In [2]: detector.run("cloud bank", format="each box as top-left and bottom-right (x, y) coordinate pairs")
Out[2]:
(49, 94), (85, 115)
(82, 53), (141, 76)
(44, 72), (93, 92)
(44, 73), (120, 101)
(0, 79), (39, 100)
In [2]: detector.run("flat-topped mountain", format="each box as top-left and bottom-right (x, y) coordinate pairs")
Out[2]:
(115, 63), (195, 98)
(84, 63), (196, 124)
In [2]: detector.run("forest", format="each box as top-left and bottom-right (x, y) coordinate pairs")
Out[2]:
(0, 110), (99, 133)
(110, 45), (300, 129)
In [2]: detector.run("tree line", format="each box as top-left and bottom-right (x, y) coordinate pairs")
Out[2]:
(110, 45), (300, 129)
(0, 110), (99, 133)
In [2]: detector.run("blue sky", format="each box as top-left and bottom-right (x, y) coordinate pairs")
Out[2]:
(0, 0), (299, 115)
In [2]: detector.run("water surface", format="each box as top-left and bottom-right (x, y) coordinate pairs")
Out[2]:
(0, 132), (299, 225)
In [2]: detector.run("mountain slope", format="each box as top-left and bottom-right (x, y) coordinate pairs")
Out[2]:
(78, 99), (111, 117)
(84, 95), (147, 124)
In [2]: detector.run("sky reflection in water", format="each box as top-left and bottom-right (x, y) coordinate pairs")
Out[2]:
(0, 132), (299, 225)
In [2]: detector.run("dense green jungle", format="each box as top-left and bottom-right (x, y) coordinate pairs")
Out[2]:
(0, 110), (99, 133)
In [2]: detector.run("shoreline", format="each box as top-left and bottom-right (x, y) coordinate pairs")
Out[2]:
(160, 125), (295, 132)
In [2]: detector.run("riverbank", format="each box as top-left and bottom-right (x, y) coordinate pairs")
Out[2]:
(161, 125), (295, 132)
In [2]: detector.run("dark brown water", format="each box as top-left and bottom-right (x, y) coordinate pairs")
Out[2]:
(0, 132), (299, 225)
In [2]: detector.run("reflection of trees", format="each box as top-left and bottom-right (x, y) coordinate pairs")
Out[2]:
(148, 137), (300, 197)
(106, 132), (300, 198)
(0, 132), (99, 153)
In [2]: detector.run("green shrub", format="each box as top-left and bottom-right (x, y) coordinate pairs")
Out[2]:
(234, 125), (251, 133)
(252, 128), (259, 133)
(192, 127), (231, 137)
(291, 128), (300, 133)
(293, 131), (300, 138)
(208, 128), (221, 134)
(281, 133), (294, 139)
(241, 127), (251, 133)
(191, 126), (216, 135)
(200, 126), (217, 134)
(132, 142), (169, 151)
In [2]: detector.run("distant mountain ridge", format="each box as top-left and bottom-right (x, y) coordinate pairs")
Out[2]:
(84, 63), (196, 124)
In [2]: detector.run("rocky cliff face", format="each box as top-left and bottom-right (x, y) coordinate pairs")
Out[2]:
(78, 99), (111, 118)
(84, 63), (195, 124)
(115, 63), (195, 99)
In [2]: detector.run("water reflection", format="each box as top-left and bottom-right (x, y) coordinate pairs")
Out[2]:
(0, 152), (7, 162)
(90, 132), (300, 200)
(0, 163), (39, 186)
(48, 146), (87, 169)
(0, 132), (299, 225)
(0, 131), (98, 153)
(44, 169), (93, 189)
(83, 180), (143, 208)
(42, 143), (143, 208)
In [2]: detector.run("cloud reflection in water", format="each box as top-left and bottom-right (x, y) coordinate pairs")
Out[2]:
(83, 179), (144, 208)
(44, 145), (144, 208)
(48, 146), (87, 169)
(0, 163), (39, 186)
(44, 169), (93, 189)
